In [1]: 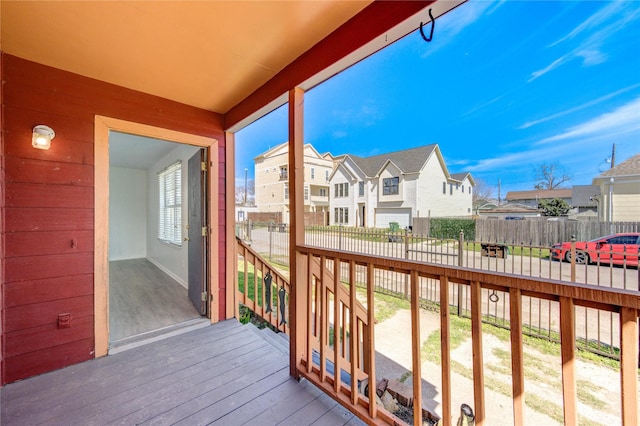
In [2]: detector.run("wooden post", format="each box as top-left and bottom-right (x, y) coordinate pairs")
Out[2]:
(289, 87), (306, 379)
(366, 263), (377, 419)
(225, 132), (237, 320)
(620, 307), (639, 425)
(509, 288), (525, 425)
(440, 275), (451, 426)
(470, 281), (485, 425)
(410, 270), (423, 424)
(559, 296), (578, 425)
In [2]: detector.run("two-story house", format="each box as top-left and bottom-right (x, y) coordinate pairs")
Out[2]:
(254, 142), (334, 223)
(329, 144), (474, 228)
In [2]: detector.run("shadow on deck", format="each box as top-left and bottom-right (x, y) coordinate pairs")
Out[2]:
(0, 319), (364, 425)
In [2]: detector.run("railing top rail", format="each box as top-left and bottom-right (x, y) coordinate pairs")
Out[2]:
(237, 237), (291, 288)
(297, 244), (640, 312)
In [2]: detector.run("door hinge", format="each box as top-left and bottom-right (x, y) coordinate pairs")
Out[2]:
(201, 161), (207, 172)
(201, 292), (207, 302)
(202, 226), (208, 237)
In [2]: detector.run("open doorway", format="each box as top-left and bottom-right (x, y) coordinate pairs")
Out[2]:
(107, 132), (208, 349)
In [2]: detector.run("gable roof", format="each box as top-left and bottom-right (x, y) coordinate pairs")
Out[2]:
(593, 153), (640, 180)
(348, 144), (438, 177)
(505, 189), (572, 201)
(254, 142), (329, 161)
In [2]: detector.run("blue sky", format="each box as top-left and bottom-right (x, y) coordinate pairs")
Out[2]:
(236, 0), (640, 197)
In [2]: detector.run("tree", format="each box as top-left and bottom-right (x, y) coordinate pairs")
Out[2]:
(538, 198), (570, 216)
(533, 162), (571, 189)
(472, 179), (495, 203)
(235, 179), (255, 205)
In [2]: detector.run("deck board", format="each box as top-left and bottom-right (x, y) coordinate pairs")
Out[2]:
(1, 320), (363, 426)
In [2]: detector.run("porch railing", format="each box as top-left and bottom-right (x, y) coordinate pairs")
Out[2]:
(295, 244), (639, 426)
(236, 238), (290, 334)
(235, 237), (639, 425)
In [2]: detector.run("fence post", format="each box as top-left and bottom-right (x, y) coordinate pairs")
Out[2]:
(457, 230), (464, 316)
(570, 235), (576, 282)
(404, 228), (410, 299)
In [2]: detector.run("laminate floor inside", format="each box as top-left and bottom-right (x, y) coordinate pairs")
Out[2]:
(109, 258), (203, 344)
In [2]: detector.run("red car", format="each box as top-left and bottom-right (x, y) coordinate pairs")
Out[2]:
(550, 233), (640, 267)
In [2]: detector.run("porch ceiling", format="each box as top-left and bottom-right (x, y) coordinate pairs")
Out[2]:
(0, 1), (371, 114)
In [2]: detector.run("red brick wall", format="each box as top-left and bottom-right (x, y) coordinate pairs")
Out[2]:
(0, 54), (226, 384)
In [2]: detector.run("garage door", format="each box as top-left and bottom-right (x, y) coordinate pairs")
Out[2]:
(375, 208), (411, 229)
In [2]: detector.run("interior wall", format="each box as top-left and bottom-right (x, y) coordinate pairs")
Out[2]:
(0, 53), (226, 385)
(146, 144), (200, 288)
(109, 167), (147, 261)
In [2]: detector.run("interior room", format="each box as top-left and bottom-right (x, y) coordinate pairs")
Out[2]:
(108, 132), (207, 348)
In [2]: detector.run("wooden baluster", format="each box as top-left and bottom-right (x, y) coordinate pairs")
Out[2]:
(366, 262), (377, 419)
(349, 260), (358, 406)
(333, 257), (342, 394)
(509, 288), (525, 425)
(411, 270), (423, 425)
(620, 307), (639, 425)
(560, 296), (578, 425)
(319, 255), (327, 383)
(471, 281), (485, 425)
(440, 275), (451, 426)
(307, 253), (313, 373)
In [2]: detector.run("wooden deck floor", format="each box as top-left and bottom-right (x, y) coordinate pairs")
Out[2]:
(1, 320), (364, 426)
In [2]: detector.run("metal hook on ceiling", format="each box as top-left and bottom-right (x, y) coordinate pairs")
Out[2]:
(420, 8), (435, 42)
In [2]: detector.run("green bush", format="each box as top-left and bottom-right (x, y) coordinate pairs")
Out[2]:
(429, 218), (476, 240)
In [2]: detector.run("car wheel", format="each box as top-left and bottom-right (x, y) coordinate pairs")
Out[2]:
(565, 250), (589, 264)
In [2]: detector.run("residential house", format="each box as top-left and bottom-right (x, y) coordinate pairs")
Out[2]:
(505, 188), (573, 208)
(254, 142), (333, 223)
(593, 153), (640, 222)
(503, 185), (599, 217)
(329, 144), (474, 228)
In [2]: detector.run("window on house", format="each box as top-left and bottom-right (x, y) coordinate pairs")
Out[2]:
(469, 187), (472, 194)
(334, 207), (349, 224)
(304, 187), (309, 200)
(320, 188), (327, 197)
(442, 182), (446, 194)
(359, 181), (364, 196)
(284, 184), (289, 200)
(280, 166), (288, 180)
(450, 184), (453, 195)
(462, 184), (465, 192)
(311, 168), (315, 179)
(334, 182), (349, 198)
(456, 183), (459, 190)
(383, 177), (399, 195)
(158, 161), (182, 246)
(326, 170), (329, 182)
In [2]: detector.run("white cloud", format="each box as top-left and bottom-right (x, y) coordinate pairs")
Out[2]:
(529, 2), (640, 82)
(519, 84), (640, 129)
(537, 97), (640, 144)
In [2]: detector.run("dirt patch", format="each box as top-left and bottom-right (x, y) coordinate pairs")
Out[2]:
(374, 308), (635, 425)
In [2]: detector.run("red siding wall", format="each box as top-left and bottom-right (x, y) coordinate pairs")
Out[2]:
(0, 54), (227, 384)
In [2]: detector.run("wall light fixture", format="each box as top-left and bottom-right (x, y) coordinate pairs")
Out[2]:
(32, 125), (55, 150)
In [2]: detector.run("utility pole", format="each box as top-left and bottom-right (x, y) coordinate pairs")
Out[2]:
(244, 167), (248, 206)
(611, 143), (616, 168)
(498, 179), (501, 205)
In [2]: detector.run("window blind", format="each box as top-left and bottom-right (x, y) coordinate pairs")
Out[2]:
(158, 161), (182, 245)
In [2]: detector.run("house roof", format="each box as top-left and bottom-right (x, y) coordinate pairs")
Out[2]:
(571, 185), (599, 207)
(505, 189), (572, 201)
(349, 144), (439, 177)
(593, 153), (640, 180)
(1, 1), (461, 130)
